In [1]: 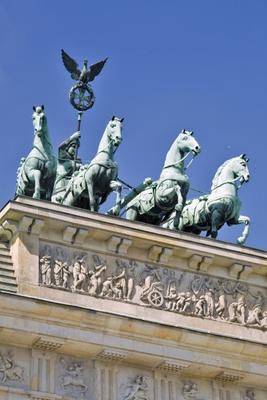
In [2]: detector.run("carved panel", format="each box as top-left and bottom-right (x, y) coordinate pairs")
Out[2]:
(182, 381), (201, 399)
(0, 350), (24, 385)
(120, 375), (151, 400)
(39, 242), (267, 331)
(55, 356), (95, 399)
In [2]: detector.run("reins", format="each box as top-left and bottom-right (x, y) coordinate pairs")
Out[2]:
(163, 152), (195, 170)
(211, 176), (242, 191)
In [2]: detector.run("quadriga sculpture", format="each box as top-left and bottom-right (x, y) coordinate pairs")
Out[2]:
(61, 116), (123, 211)
(162, 154), (250, 245)
(16, 106), (56, 200)
(121, 129), (201, 227)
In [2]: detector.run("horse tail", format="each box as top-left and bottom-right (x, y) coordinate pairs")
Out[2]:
(16, 157), (27, 195)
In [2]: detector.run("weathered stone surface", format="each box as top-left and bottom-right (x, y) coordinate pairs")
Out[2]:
(0, 196), (266, 399)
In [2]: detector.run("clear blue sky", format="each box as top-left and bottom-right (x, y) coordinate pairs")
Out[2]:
(0, 1), (266, 249)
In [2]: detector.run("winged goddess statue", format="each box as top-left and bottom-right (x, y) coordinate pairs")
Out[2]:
(61, 49), (108, 111)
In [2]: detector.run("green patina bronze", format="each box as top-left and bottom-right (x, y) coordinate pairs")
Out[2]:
(61, 116), (123, 211)
(61, 49), (107, 112)
(51, 131), (81, 203)
(14, 50), (252, 245)
(16, 106), (56, 200)
(119, 130), (201, 227)
(162, 154), (250, 245)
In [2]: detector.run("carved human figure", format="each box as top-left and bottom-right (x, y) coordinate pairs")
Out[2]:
(236, 295), (247, 325)
(123, 375), (149, 400)
(88, 264), (106, 295)
(0, 351), (24, 383)
(247, 304), (262, 326)
(72, 260), (81, 290)
(204, 289), (215, 318)
(176, 292), (186, 312)
(62, 262), (70, 289)
(215, 291), (226, 318)
(60, 358), (87, 393)
(126, 275), (134, 301)
(104, 270), (128, 299)
(54, 259), (64, 286)
(183, 291), (193, 313)
(165, 281), (178, 311)
(73, 259), (87, 291)
(195, 296), (206, 316)
(182, 381), (199, 399)
(113, 268), (128, 299)
(228, 295), (246, 324)
(141, 275), (154, 298)
(115, 259), (137, 301)
(140, 272), (161, 301)
(99, 276), (114, 298)
(40, 256), (52, 285)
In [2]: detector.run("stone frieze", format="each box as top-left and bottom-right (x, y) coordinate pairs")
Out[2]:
(39, 242), (267, 331)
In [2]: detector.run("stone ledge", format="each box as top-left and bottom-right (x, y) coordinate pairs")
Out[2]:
(156, 359), (191, 374)
(95, 348), (128, 362)
(2, 196), (267, 270)
(32, 336), (65, 352)
(0, 292), (267, 377)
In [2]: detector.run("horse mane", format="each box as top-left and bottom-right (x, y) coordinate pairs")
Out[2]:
(211, 158), (235, 190)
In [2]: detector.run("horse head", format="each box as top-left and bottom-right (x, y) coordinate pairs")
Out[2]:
(32, 105), (47, 135)
(176, 129), (201, 156)
(230, 154), (250, 183)
(106, 116), (123, 148)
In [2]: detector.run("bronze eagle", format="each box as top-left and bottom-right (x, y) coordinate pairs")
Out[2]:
(61, 49), (108, 84)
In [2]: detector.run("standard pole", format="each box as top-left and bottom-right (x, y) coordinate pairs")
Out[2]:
(77, 111), (83, 132)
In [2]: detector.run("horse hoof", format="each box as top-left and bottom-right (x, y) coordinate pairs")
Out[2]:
(237, 237), (245, 245)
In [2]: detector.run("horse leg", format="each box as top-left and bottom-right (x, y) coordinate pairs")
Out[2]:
(32, 170), (41, 199)
(173, 185), (183, 229)
(210, 208), (223, 239)
(235, 215), (250, 245)
(107, 181), (122, 216)
(126, 207), (139, 221)
(87, 180), (97, 212)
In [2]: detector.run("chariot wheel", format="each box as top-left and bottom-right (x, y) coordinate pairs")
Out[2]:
(69, 83), (95, 111)
(147, 290), (164, 308)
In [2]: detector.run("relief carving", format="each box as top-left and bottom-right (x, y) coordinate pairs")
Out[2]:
(40, 256), (52, 286)
(243, 389), (256, 400)
(88, 264), (106, 295)
(228, 295), (246, 324)
(182, 381), (202, 399)
(122, 375), (150, 400)
(139, 270), (164, 308)
(0, 351), (24, 383)
(60, 358), (88, 395)
(39, 242), (267, 331)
